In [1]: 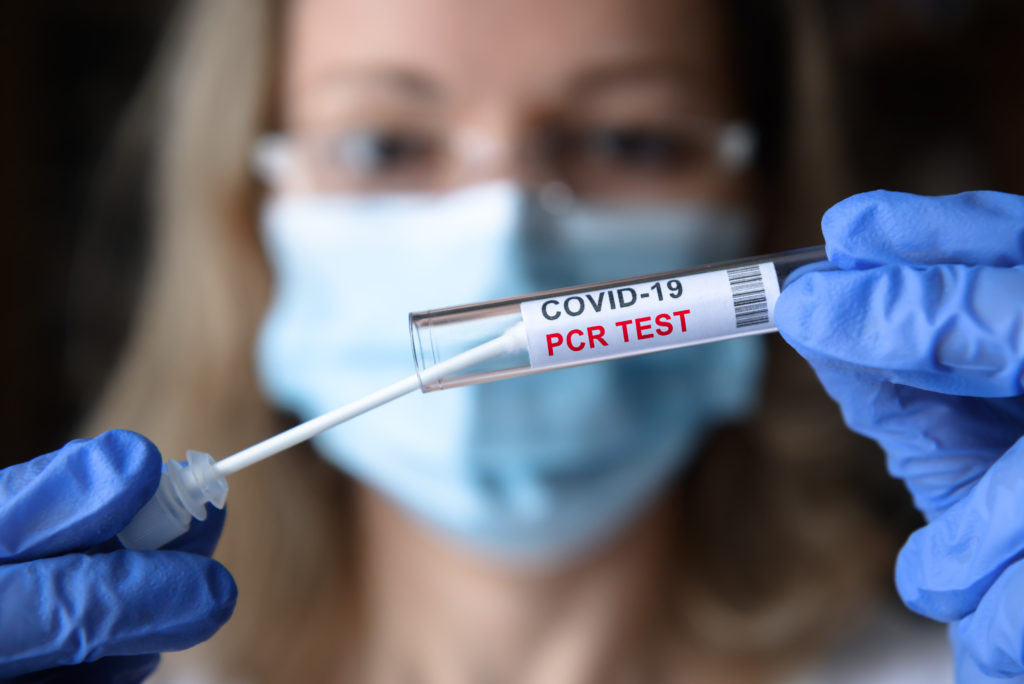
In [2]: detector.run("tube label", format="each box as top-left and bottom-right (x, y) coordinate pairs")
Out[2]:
(520, 262), (780, 369)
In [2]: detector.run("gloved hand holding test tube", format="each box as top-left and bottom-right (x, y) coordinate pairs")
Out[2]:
(117, 244), (828, 550)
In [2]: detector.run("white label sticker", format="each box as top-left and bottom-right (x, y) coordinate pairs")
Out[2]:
(520, 262), (780, 369)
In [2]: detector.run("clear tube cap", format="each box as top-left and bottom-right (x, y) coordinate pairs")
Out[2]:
(117, 450), (228, 550)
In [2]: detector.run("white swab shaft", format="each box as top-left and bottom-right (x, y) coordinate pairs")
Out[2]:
(213, 323), (525, 477)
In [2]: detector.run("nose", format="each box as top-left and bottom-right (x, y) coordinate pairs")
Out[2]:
(444, 122), (549, 191)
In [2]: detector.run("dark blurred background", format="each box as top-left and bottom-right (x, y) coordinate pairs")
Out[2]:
(1, 0), (1022, 462)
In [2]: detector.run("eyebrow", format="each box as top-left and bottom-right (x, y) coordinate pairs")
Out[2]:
(566, 60), (700, 96)
(312, 65), (441, 99)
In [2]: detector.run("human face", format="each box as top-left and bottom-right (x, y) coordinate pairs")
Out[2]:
(280, 0), (748, 202)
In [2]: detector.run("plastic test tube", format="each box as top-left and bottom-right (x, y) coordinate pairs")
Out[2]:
(410, 244), (827, 391)
(118, 244), (827, 550)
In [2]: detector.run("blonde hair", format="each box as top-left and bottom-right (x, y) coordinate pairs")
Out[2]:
(88, 0), (899, 680)
(89, 1), (355, 679)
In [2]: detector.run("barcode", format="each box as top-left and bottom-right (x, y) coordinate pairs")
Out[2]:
(726, 264), (769, 328)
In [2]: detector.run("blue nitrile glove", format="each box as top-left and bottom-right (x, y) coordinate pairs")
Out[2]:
(0, 430), (236, 683)
(775, 190), (1024, 682)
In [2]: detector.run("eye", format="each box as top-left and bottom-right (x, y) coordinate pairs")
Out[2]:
(323, 129), (435, 176)
(579, 126), (705, 170)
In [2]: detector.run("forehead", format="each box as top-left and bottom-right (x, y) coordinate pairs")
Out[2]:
(284, 0), (731, 108)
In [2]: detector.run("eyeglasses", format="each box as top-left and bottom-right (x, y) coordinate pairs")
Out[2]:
(253, 119), (755, 198)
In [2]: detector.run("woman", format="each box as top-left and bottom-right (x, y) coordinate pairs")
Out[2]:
(6, 0), (996, 681)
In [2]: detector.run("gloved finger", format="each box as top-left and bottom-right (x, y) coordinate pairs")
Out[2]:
(86, 504), (226, 557)
(4, 654), (160, 684)
(895, 435), (1024, 622)
(161, 504), (226, 557)
(821, 190), (1024, 270)
(949, 626), (1024, 683)
(805, 363), (1022, 518)
(0, 550), (236, 677)
(776, 263), (1024, 398)
(0, 431), (162, 563)
(956, 557), (1024, 678)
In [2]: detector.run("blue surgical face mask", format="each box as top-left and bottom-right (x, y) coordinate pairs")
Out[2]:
(256, 182), (764, 564)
